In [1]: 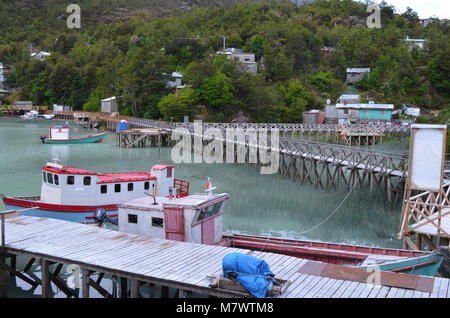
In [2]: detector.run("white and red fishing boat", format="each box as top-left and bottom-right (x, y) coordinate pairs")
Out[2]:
(1, 159), (190, 222)
(40, 126), (107, 144)
(111, 180), (448, 277)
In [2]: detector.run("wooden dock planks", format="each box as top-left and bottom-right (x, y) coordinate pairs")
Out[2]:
(2, 215), (449, 298)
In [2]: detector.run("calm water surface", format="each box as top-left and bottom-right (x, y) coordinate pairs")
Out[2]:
(0, 118), (405, 297)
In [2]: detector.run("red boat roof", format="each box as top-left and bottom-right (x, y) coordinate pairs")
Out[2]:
(42, 165), (97, 175)
(97, 172), (155, 184)
(152, 164), (175, 171)
(42, 165), (156, 183)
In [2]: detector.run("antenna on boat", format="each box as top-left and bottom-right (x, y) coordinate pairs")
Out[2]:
(52, 152), (62, 165)
(205, 177), (216, 197)
(144, 192), (158, 205)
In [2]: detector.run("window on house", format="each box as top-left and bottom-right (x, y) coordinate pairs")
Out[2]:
(84, 176), (91, 186)
(115, 184), (121, 193)
(54, 174), (59, 186)
(100, 185), (107, 194)
(47, 173), (53, 184)
(43, 172), (47, 183)
(364, 110), (370, 116)
(128, 183), (133, 191)
(379, 110), (385, 116)
(344, 109), (348, 115)
(128, 214), (138, 224)
(67, 176), (75, 185)
(167, 168), (172, 178)
(152, 217), (163, 228)
(144, 181), (150, 190)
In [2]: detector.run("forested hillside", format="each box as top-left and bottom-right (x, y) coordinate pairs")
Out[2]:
(0, 0), (448, 122)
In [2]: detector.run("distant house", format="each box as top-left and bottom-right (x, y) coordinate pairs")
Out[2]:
(403, 37), (426, 50)
(337, 94), (360, 104)
(13, 101), (38, 111)
(302, 110), (325, 124)
(166, 72), (185, 90)
(0, 62), (14, 90)
(101, 97), (118, 114)
(217, 48), (258, 74)
(53, 104), (73, 113)
(346, 68), (370, 84)
(325, 95), (361, 123)
(335, 103), (394, 124)
(0, 89), (10, 105)
(31, 51), (51, 61)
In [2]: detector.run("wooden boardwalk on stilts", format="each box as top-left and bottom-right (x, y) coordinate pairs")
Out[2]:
(1, 214), (448, 298)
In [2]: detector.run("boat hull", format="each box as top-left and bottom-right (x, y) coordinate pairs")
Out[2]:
(43, 132), (107, 144)
(222, 233), (443, 277)
(2, 195), (117, 222)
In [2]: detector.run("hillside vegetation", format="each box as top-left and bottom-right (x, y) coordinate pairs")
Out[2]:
(0, 0), (448, 123)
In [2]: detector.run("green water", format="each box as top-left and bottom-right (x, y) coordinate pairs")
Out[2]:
(0, 117), (405, 297)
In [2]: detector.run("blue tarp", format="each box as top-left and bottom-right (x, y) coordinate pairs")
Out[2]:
(222, 253), (276, 298)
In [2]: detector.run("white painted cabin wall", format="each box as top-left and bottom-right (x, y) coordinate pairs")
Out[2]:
(151, 168), (174, 197)
(118, 208), (165, 239)
(50, 128), (70, 139)
(40, 172), (156, 206)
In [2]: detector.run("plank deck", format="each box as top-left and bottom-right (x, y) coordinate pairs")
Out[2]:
(1, 215), (448, 298)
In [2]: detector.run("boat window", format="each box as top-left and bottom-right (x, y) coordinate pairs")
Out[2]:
(211, 202), (222, 215)
(128, 183), (133, 192)
(167, 168), (172, 178)
(115, 184), (121, 193)
(197, 208), (207, 221)
(205, 205), (215, 218)
(128, 214), (138, 224)
(84, 176), (91, 186)
(47, 173), (53, 184)
(54, 174), (59, 186)
(152, 217), (163, 228)
(100, 185), (107, 194)
(144, 182), (149, 190)
(67, 176), (75, 185)
(43, 172), (47, 182)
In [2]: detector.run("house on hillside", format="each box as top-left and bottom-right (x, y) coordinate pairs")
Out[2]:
(13, 101), (38, 111)
(403, 37), (426, 50)
(101, 97), (118, 114)
(217, 48), (258, 75)
(0, 62), (14, 90)
(31, 51), (51, 61)
(336, 102), (394, 124)
(346, 68), (370, 84)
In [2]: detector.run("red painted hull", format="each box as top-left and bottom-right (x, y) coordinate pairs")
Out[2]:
(2, 195), (117, 213)
(220, 233), (429, 266)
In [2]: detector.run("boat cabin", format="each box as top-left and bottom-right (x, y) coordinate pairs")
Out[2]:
(118, 191), (229, 245)
(48, 126), (70, 140)
(40, 162), (187, 206)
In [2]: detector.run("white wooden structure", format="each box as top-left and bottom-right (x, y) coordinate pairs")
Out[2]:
(1, 214), (448, 298)
(119, 191), (228, 245)
(398, 124), (449, 251)
(101, 96), (118, 114)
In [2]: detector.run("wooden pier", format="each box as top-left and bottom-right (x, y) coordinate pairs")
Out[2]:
(0, 214), (449, 298)
(339, 125), (384, 146)
(116, 129), (169, 149)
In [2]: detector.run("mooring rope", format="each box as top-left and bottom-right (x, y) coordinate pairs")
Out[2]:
(299, 183), (356, 235)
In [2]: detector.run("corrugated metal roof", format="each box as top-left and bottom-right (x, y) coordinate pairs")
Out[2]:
(336, 103), (394, 110)
(346, 68), (371, 73)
